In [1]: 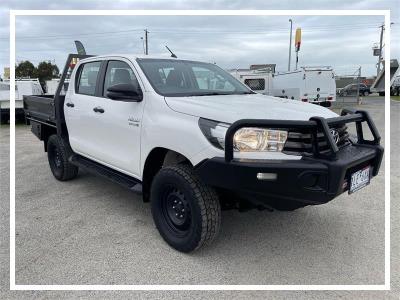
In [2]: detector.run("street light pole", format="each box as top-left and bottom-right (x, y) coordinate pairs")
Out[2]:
(288, 19), (293, 71)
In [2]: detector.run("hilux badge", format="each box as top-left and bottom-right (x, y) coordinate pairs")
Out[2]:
(128, 117), (140, 127)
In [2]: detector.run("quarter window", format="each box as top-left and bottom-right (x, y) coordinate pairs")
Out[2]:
(76, 61), (101, 96)
(244, 79), (265, 91)
(103, 61), (139, 97)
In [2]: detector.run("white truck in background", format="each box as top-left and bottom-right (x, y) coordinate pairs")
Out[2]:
(370, 59), (399, 96)
(45, 78), (70, 95)
(390, 64), (400, 96)
(45, 79), (60, 95)
(0, 78), (43, 124)
(271, 67), (336, 107)
(230, 69), (273, 95)
(231, 66), (336, 107)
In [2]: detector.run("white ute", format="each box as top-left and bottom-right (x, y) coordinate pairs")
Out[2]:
(24, 54), (383, 252)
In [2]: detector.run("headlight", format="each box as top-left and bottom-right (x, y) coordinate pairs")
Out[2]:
(198, 118), (229, 150)
(233, 128), (287, 152)
(199, 118), (288, 152)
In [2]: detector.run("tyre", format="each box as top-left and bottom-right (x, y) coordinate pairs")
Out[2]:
(150, 164), (221, 253)
(47, 135), (78, 181)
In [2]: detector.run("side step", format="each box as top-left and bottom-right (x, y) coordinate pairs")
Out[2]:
(70, 155), (142, 194)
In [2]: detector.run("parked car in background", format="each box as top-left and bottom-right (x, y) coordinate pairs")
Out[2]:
(338, 83), (371, 97)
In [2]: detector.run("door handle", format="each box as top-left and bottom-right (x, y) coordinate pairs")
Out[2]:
(66, 102), (74, 107)
(93, 107), (105, 113)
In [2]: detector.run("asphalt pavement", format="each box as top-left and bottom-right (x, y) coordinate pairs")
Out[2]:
(0, 96), (399, 299)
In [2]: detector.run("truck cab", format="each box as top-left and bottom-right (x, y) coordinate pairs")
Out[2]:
(24, 54), (383, 253)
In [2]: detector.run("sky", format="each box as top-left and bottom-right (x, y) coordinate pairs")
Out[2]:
(0, 0), (399, 78)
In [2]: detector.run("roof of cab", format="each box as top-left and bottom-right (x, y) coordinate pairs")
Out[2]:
(80, 54), (197, 62)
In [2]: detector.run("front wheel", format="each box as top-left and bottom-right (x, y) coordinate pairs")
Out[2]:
(150, 165), (221, 253)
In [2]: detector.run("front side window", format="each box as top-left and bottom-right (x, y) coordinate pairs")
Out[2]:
(76, 61), (101, 96)
(103, 60), (139, 97)
(137, 58), (253, 97)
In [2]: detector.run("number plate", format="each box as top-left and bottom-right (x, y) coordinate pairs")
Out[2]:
(349, 166), (371, 194)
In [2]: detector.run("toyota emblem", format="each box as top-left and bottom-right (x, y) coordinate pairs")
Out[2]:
(330, 129), (339, 144)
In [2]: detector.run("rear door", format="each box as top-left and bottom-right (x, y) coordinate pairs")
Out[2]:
(305, 70), (336, 101)
(64, 60), (103, 159)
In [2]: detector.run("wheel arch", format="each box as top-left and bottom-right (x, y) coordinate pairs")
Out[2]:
(141, 147), (192, 202)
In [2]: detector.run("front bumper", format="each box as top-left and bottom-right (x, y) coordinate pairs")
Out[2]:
(196, 109), (383, 208)
(196, 143), (383, 206)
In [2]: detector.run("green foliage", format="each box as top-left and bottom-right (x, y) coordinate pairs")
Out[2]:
(37, 61), (60, 84)
(15, 61), (36, 78)
(15, 60), (60, 84)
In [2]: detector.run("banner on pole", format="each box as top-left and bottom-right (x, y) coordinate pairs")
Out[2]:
(295, 28), (301, 52)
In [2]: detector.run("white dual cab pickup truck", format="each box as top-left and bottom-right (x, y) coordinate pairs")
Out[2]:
(24, 54), (383, 253)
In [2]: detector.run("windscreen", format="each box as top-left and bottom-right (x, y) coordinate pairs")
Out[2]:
(137, 58), (253, 97)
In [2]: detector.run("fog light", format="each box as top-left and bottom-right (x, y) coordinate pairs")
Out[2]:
(257, 173), (277, 181)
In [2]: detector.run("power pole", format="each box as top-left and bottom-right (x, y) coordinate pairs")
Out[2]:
(288, 19), (293, 71)
(377, 24), (384, 76)
(144, 29), (148, 55)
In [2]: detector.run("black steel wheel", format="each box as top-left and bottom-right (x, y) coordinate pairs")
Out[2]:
(150, 164), (221, 253)
(47, 135), (78, 181)
(161, 187), (191, 233)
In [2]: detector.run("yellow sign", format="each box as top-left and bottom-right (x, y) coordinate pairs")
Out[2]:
(3, 67), (10, 79)
(295, 28), (302, 52)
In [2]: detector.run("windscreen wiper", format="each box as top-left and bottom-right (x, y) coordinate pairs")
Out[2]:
(193, 92), (232, 96)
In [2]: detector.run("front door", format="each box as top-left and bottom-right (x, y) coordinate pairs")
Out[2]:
(88, 59), (145, 178)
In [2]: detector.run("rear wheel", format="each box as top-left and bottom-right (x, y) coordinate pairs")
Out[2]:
(150, 165), (221, 253)
(47, 135), (78, 181)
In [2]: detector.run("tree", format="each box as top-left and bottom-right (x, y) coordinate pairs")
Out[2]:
(15, 60), (60, 89)
(36, 61), (60, 84)
(15, 60), (36, 78)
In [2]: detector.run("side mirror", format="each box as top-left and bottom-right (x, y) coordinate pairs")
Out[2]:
(106, 83), (143, 102)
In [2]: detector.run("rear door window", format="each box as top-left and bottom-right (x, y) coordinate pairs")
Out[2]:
(76, 61), (101, 96)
